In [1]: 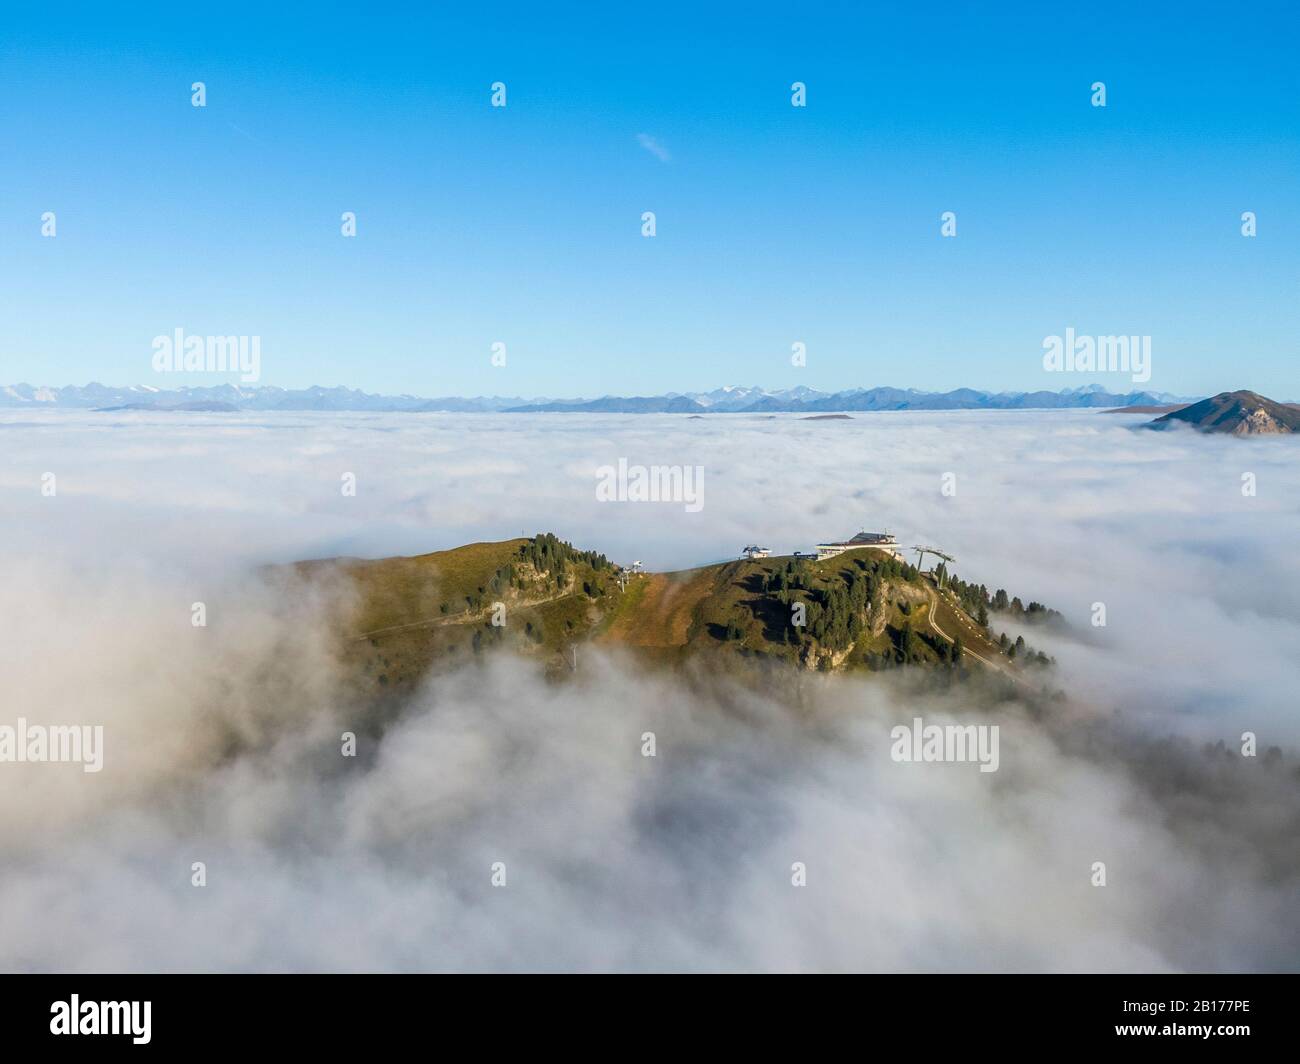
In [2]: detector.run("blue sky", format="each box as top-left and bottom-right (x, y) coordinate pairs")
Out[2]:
(1, 1), (1297, 398)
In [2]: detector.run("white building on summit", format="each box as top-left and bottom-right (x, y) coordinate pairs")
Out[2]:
(814, 531), (903, 561)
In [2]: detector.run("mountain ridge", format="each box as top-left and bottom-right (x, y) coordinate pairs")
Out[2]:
(1146, 390), (1300, 435)
(307, 533), (1060, 696)
(3, 381), (1202, 413)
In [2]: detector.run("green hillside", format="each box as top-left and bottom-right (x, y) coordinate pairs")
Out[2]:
(301, 534), (1055, 696)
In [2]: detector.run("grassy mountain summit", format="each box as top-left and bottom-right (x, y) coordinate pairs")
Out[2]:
(299, 535), (1057, 696)
(1148, 390), (1300, 435)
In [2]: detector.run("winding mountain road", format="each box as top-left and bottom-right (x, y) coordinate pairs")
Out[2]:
(921, 581), (1024, 686)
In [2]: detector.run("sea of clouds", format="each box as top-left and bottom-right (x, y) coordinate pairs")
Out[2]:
(0, 408), (1296, 971)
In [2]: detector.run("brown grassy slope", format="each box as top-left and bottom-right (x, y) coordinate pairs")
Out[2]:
(295, 538), (529, 636)
(596, 567), (720, 650)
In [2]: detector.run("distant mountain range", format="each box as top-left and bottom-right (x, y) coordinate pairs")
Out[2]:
(505, 384), (1195, 414)
(1, 381), (1199, 414)
(0, 382), (538, 413)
